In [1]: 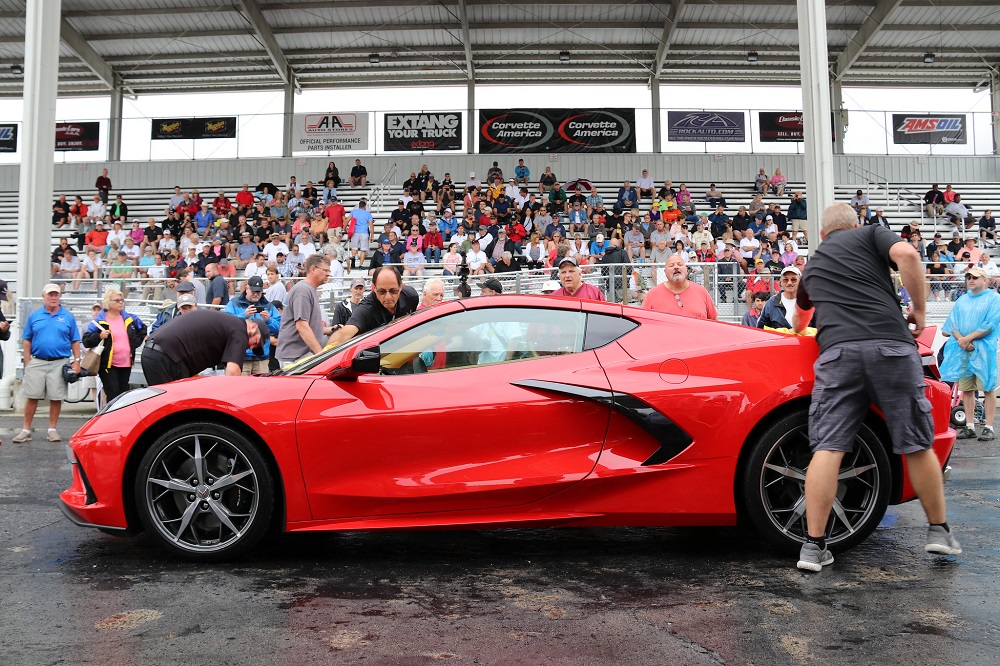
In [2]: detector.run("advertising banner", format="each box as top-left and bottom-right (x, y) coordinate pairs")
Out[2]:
(758, 112), (806, 142)
(667, 111), (745, 142)
(0, 123), (16, 152)
(892, 114), (966, 145)
(383, 113), (462, 151)
(151, 117), (238, 140)
(55, 122), (100, 151)
(293, 113), (369, 151)
(479, 109), (636, 153)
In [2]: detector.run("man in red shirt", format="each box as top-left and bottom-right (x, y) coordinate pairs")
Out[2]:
(641, 254), (718, 319)
(213, 190), (232, 217)
(324, 195), (346, 232)
(85, 221), (110, 253)
(549, 256), (606, 301)
(235, 183), (255, 209)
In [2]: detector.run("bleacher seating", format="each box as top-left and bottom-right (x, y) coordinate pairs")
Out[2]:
(2, 177), (1000, 287)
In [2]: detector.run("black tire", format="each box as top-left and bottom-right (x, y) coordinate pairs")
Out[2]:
(134, 422), (274, 561)
(951, 405), (967, 428)
(742, 410), (891, 553)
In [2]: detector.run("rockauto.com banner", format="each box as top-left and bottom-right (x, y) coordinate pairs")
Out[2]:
(151, 117), (238, 140)
(667, 111), (745, 142)
(55, 122), (100, 151)
(293, 113), (369, 151)
(892, 114), (967, 145)
(479, 109), (636, 153)
(384, 113), (462, 151)
(0, 123), (16, 152)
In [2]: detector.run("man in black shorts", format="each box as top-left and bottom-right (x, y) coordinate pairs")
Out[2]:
(141, 309), (265, 385)
(793, 203), (960, 572)
(326, 266), (419, 347)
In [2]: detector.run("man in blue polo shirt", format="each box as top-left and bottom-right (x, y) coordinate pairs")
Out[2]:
(13, 284), (82, 443)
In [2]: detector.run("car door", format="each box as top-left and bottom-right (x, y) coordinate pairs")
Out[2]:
(296, 305), (612, 519)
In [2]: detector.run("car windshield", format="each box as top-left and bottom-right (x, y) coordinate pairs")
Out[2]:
(276, 325), (383, 376)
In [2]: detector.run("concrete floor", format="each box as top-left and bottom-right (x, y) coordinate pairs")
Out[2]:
(1, 413), (998, 665)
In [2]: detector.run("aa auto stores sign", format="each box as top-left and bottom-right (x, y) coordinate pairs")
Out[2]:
(293, 113), (369, 151)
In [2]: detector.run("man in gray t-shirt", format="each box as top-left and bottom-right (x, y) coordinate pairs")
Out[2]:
(276, 255), (332, 365)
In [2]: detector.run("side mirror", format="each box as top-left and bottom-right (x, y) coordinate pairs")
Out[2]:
(351, 345), (381, 374)
(329, 344), (381, 380)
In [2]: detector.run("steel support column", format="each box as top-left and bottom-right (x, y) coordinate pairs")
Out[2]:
(831, 79), (845, 155)
(651, 77), (662, 154)
(18, 0), (62, 303)
(467, 79), (475, 154)
(797, 0), (834, 254)
(108, 85), (123, 161)
(992, 72), (1000, 156)
(282, 77), (294, 157)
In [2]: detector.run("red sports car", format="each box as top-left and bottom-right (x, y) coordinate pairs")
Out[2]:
(60, 295), (955, 561)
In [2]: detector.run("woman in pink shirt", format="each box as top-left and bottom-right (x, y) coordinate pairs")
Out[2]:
(81, 288), (147, 402)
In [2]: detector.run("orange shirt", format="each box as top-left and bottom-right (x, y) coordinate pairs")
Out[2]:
(641, 282), (718, 320)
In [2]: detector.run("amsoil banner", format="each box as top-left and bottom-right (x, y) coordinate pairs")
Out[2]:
(479, 109), (636, 153)
(892, 114), (967, 145)
(55, 122), (100, 151)
(293, 112), (369, 151)
(0, 123), (16, 152)
(151, 117), (238, 140)
(667, 111), (745, 142)
(384, 113), (462, 151)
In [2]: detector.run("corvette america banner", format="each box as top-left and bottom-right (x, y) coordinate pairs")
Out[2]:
(151, 117), (238, 140)
(667, 111), (745, 142)
(892, 114), (966, 145)
(479, 109), (636, 153)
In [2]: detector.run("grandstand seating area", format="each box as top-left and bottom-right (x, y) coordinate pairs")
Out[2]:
(4, 175), (1000, 288)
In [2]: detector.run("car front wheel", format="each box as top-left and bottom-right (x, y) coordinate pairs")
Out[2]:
(742, 411), (891, 553)
(134, 423), (274, 560)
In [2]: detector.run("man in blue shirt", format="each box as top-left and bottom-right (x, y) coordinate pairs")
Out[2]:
(514, 159), (530, 184)
(617, 181), (639, 209)
(194, 203), (217, 233)
(13, 284), (82, 443)
(223, 276), (282, 375)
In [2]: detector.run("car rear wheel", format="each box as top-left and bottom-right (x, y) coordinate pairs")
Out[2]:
(742, 411), (891, 553)
(134, 423), (274, 561)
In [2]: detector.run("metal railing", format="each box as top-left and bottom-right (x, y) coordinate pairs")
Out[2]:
(368, 162), (397, 216)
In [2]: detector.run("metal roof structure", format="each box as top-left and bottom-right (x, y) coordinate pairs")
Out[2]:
(1, 0), (999, 97)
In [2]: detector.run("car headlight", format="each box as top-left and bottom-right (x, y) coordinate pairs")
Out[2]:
(101, 387), (165, 414)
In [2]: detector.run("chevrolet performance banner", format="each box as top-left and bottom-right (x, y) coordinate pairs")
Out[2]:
(892, 114), (967, 145)
(293, 113), (369, 151)
(0, 123), (16, 152)
(384, 113), (462, 151)
(151, 117), (238, 140)
(55, 122), (100, 151)
(667, 111), (745, 142)
(479, 109), (636, 153)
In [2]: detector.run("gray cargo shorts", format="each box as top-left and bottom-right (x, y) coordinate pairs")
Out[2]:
(809, 339), (933, 455)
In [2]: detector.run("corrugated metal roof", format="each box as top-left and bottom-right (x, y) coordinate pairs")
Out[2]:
(3, 0), (999, 97)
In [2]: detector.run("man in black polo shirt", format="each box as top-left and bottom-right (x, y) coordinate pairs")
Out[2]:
(327, 266), (419, 347)
(792, 203), (960, 572)
(142, 309), (264, 385)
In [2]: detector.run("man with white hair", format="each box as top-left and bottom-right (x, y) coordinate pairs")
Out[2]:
(550, 256), (605, 301)
(420, 279), (446, 309)
(641, 254), (717, 319)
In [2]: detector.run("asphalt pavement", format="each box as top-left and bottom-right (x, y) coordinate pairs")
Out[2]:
(1, 411), (999, 665)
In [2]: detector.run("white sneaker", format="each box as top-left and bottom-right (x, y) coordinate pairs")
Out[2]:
(47, 429), (61, 442)
(12, 429), (31, 443)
